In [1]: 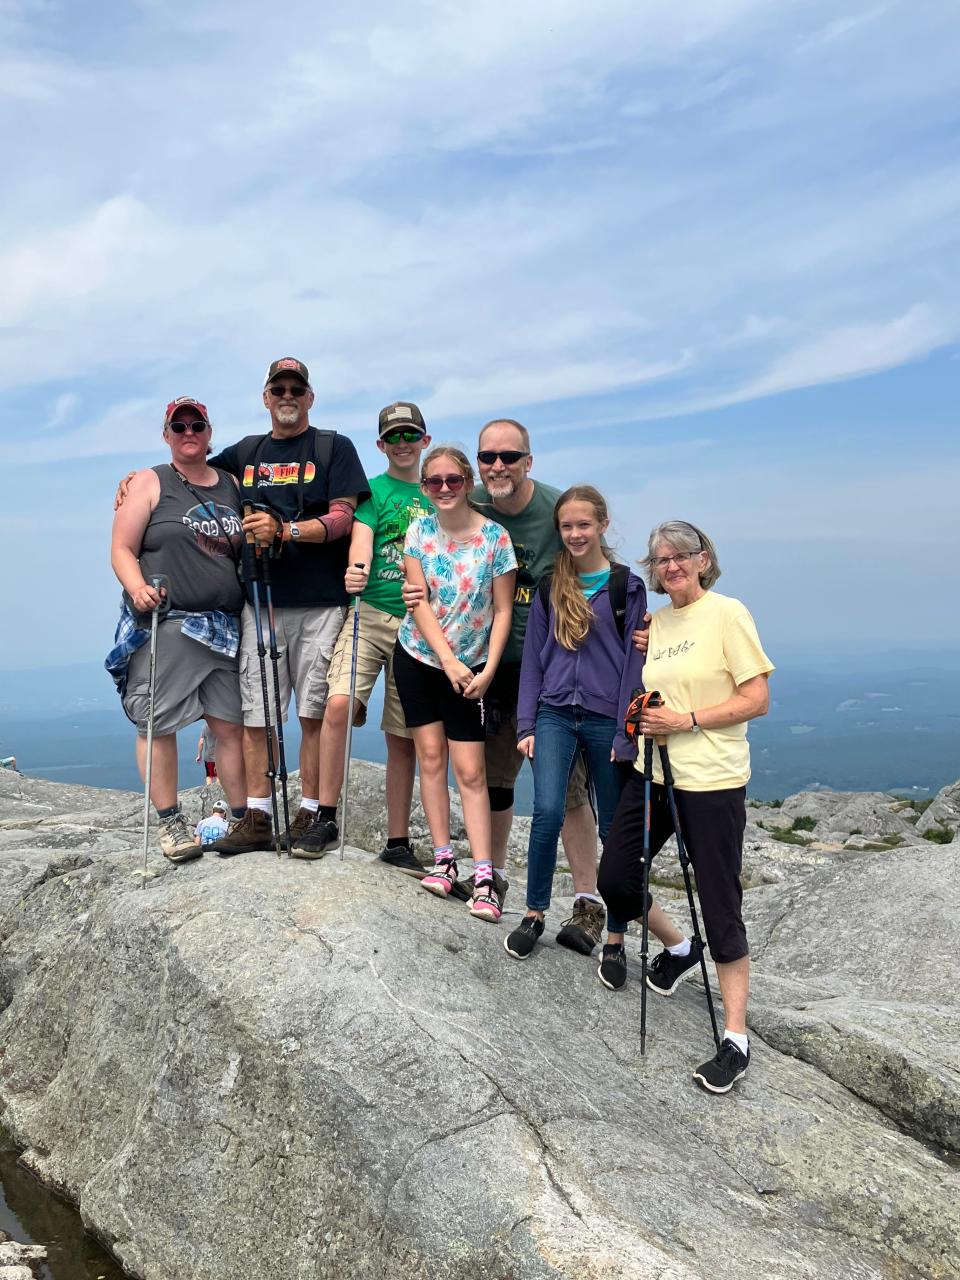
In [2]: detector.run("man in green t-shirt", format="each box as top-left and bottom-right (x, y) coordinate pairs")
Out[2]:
(291, 403), (433, 865)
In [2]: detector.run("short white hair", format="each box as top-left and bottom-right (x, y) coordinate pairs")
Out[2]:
(640, 521), (721, 594)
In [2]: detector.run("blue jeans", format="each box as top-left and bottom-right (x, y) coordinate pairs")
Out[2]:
(526, 703), (628, 929)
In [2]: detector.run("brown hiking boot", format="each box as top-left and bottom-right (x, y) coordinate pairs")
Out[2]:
(556, 896), (606, 956)
(209, 808), (274, 857)
(158, 810), (201, 864)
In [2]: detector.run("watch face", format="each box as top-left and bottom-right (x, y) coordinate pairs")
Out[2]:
(290, 523), (300, 539)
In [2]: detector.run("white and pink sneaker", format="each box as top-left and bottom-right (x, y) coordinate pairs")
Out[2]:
(421, 857), (458, 897)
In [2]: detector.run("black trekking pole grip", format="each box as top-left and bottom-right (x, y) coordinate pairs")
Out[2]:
(149, 573), (171, 619)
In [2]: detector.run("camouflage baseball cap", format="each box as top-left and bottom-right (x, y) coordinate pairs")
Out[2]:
(378, 401), (426, 438)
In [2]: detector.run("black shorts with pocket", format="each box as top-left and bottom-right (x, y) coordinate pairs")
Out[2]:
(392, 641), (486, 743)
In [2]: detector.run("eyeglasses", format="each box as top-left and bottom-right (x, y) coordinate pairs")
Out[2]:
(653, 551), (701, 570)
(477, 450), (528, 466)
(382, 428), (424, 445)
(168, 420), (208, 434)
(422, 473), (466, 493)
(268, 383), (308, 398)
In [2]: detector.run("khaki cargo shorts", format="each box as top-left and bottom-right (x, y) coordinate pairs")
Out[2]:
(239, 602), (345, 727)
(484, 704), (590, 810)
(325, 600), (411, 738)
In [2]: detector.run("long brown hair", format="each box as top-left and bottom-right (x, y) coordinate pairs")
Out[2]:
(550, 485), (610, 650)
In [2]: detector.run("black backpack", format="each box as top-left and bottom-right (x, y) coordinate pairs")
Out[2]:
(537, 561), (630, 643)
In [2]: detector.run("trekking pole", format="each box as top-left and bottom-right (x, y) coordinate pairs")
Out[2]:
(243, 507), (283, 858)
(260, 547), (292, 856)
(140, 574), (170, 887)
(655, 731), (722, 1052)
(337, 566), (365, 862)
(639, 692), (656, 1056)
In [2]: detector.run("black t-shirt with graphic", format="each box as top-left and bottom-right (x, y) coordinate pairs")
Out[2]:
(211, 429), (370, 608)
(134, 464), (244, 615)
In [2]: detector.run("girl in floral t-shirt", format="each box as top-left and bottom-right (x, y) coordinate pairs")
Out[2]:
(394, 446), (516, 921)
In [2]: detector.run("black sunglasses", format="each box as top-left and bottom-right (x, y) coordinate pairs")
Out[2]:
(268, 383), (308, 397)
(422, 473), (466, 493)
(168, 420), (208, 434)
(477, 449), (527, 465)
(382, 428), (424, 445)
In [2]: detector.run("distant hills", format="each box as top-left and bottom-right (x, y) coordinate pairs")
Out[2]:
(2, 651), (959, 806)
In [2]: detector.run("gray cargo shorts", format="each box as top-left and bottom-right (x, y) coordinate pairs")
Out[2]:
(123, 620), (243, 737)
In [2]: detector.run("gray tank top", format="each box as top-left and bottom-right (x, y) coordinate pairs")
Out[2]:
(134, 465), (244, 614)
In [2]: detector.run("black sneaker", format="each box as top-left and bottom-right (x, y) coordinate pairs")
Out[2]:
(290, 817), (339, 860)
(646, 939), (704, 996)
(504, 915), (545, 960)
(693, 1039), (750, 1094)
(597, 943), (627, 991)
(556, 897), (606, 956)
(378, 843), (427, 878)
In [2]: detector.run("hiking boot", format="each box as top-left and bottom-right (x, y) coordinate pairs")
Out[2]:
(210, 808), (273, 857)
(504, 915), (545, 959)
(290, 816), (339, 860)
(422, 857), (459, 897)
(282, 806), (316, 850)
(597, 943), (627, 991)
(378, 843), (427, 877)
(647, 939), (704, 996)
(693, 1039), (750, 1094)
(158, 810), (201, 864)
(555, 897), (606, 956)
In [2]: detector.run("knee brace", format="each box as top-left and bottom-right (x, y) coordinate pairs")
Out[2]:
(487, 785), (514, 812)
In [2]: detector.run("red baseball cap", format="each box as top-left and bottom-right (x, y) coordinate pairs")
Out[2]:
(164, 396), (210, 427)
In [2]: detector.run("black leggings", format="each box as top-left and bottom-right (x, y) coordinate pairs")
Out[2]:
(597, 774), (749, 964)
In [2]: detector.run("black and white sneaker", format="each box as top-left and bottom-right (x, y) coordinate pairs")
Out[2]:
(290, 817), (339, 860)
(646, 939), (704, 996)
(504, 916), (545, 960)
(378, 843), (427, 878)
(597, 943), (627, 991)
(693, 1039), (750, 1094)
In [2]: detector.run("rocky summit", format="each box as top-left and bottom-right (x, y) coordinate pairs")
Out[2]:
(0, 765), (957, 1280)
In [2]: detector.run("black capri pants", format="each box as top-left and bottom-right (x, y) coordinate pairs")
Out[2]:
(392, 641), (486, 743)
(597, 773), (749, 964)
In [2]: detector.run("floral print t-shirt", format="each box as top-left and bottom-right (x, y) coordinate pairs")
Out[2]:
(398, 513), (517, 669)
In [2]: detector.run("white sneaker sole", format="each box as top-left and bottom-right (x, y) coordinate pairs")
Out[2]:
(692, 1065), (748, 1094)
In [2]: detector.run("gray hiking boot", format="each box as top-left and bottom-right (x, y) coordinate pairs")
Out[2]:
(158, 810), (201, 864)
(556, 897), (606, 956)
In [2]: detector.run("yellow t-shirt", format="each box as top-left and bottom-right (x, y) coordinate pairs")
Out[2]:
(639, 591), (774, 791)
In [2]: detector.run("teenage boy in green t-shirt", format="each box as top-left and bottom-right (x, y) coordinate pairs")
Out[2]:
(291, 403), (433, 865)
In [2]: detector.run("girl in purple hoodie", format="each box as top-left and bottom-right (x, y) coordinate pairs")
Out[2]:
(504, 486), (647, 963)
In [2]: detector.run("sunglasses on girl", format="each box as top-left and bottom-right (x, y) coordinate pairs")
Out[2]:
(168, 420), (208, 434)
(382, 428), (424, 445)
(477, 449), (527, 465)
(422, 473), (466, 493)
(268, 383), (308, 397)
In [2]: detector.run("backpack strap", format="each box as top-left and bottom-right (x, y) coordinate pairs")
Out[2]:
(538, 563), (630, 642)
(234, 427), (338, 518)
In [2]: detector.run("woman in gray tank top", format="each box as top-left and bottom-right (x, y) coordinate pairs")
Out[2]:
(110, 398), (247, 863)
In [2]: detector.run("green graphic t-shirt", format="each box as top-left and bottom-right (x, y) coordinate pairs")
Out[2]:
(354, 472), (433, 617)
(471, 480), (562, 663)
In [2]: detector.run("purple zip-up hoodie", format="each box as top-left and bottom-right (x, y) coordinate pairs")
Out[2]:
(517, 569), (647, 761)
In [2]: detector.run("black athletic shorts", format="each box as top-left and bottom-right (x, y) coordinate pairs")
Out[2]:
(392, 641), (486, 743)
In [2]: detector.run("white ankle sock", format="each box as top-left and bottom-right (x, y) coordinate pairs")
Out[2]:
(247, 796), (272, 813)
(578, 892), (603, 905)
(300, 798), (319, 812)
(668, 938), (691, 957)
(723, 1029), (749, 1056)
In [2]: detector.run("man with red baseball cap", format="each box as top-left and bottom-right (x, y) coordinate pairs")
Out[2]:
(206, 358), (370, 855)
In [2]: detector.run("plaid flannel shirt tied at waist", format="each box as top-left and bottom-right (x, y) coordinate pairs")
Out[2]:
(104, 602), (241, 698)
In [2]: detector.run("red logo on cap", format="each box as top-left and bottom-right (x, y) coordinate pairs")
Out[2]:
(276, 358), (301, 372)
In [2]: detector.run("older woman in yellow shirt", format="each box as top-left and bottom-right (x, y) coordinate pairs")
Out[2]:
(597, 520), (773, 1095)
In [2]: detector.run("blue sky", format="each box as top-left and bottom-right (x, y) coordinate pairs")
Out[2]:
(1, 0), (957, 669)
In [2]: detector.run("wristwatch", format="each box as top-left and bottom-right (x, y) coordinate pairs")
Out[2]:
(289, 522), (301, 540)
(689, 711), (701, 733)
